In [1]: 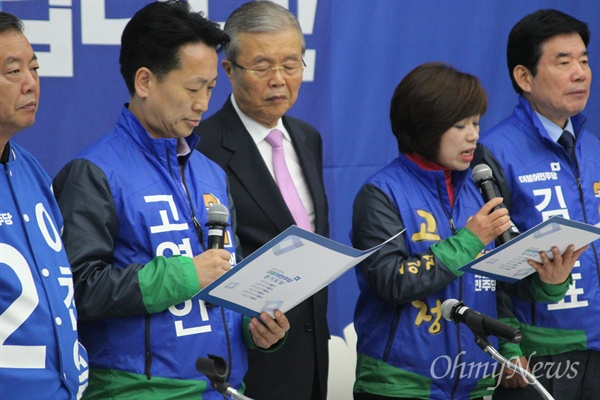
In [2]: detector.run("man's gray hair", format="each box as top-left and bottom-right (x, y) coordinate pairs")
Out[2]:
(224, 1), (305, 61)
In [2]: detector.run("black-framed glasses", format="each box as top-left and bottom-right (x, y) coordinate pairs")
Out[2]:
(227, 59), (306, 79)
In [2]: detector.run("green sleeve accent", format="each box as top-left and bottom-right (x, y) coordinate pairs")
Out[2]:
(526, 273), (573, 303)
(138, 255), (200, 313)
(242, 315), (287, 353)
(87, 367), (208, 399)
(430, 228), (485, 277)
(500, 342), (524, 360)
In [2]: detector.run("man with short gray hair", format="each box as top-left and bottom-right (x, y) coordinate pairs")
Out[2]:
(196, 2), (330, 399)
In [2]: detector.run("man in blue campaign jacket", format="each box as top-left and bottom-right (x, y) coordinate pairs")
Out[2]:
(0, 11), (88, 399)
(52, 2), (289, 399)
(352, 63), (577, 400)
(480, 10), (600, 400)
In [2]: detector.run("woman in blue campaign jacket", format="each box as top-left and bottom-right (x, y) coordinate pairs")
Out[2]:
(351, 63), (576, 400)
(53, 106), (252, 399)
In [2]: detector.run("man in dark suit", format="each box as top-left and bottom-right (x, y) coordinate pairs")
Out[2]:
(195, 2), (329, 399)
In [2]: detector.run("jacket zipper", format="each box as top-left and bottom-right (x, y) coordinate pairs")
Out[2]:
(436, 174), (463, 400)
(382, 306), (402, 362)
(172, 150), (234, 381)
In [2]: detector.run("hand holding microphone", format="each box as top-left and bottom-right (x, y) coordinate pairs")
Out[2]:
(192, 204), (232, 289)
(465, 197), (512, 247)
(472, 164), (520, 246)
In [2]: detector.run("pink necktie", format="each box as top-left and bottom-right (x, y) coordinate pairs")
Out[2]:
(265, 129), (311, 230)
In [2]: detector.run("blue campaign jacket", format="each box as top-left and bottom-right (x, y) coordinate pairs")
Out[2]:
(352, 154), (498, 399)
(1, 142), (88, 399)
(54, 107), (246, 399)
(481, 96), (600, 357)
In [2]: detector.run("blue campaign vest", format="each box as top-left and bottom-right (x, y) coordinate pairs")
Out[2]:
(354, 154), (498, 398)
(1, 142), (88, 399)
(76, 107), (246, 394)
(482, 97), (600, 353)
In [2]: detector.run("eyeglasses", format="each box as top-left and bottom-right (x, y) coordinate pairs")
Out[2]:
(227, 59), (306, 79)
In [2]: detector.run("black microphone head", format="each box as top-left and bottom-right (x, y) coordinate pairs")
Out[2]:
(441, 298), (461, 321)
(207, 204), (229, 225)
(472, 164), (494, 185)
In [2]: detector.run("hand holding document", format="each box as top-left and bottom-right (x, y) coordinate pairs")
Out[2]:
(198, 226), (403, 317)
(460, 216), (600, 282)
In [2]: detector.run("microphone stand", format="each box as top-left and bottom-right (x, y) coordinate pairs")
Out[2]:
(472, 335), (554, 400)
(196, 354), (254, 400)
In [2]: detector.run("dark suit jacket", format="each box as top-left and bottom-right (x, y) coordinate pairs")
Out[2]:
(195, 98), (330, 400)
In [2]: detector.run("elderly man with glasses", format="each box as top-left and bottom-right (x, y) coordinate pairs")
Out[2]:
(195, 2), (330, 400)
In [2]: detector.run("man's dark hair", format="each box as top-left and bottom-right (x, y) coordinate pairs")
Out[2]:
(0, 11), (24, 34)
(507, 9), (590, 94)
(390, 62), (487, 162)
(119, 0), (229, 95)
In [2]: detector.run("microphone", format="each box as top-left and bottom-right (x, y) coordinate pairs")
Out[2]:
(472, 164), (520, 245)
(196, 354), (252, 400)
(442, 298), (523, 344)
(206, 204), (229, 249)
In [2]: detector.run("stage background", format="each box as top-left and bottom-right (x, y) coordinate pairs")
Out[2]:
(3, 1), (598, 398)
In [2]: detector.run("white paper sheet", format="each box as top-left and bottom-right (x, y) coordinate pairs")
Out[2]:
(460, 216), (600, 283)
(198, 226), (404, 317)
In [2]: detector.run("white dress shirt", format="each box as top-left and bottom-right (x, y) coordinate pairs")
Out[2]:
(230, 94), (316, 231)
(535, 111), (575, 142)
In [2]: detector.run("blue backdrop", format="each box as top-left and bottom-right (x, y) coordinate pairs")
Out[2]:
(3, 0), (599, 339)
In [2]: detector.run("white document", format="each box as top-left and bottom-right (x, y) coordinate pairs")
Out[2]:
(198, 225), (403, 317)
(460, 216), (600, 283)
